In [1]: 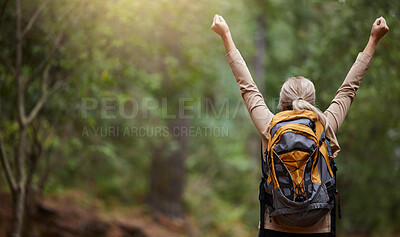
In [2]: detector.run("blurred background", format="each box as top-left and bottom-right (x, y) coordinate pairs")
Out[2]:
(0, 0), (399, 236)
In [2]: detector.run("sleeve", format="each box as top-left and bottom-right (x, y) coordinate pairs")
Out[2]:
(226, 49), (274, 140)
(324, 52), (373, 134)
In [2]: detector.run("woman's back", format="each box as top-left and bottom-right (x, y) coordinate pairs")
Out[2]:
(226, 48), (372, 234)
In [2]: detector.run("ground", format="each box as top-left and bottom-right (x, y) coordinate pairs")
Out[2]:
(0, 191), (199, 237)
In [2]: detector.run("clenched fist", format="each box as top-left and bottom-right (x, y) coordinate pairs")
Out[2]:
(211, 14), (230, 37)
(370, 16), (389, 43)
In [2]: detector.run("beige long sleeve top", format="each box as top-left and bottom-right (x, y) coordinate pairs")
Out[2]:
(226, 49), (373, 233)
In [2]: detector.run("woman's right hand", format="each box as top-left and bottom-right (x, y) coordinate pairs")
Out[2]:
(211, 14), (230, 37)
(370, 16), (389, 43)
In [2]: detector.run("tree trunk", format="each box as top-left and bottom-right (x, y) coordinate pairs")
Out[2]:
(11, 187), (26, 237)
(147, 119), (188, 218)
(1, 0), (63, 235)
(11, 126), (27, 237)
(249, 14), (268, 159)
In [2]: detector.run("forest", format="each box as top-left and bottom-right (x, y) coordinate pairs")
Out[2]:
(0, 0), (399, 236)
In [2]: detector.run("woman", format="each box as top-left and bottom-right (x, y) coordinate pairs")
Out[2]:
(211, 14), (389, 236)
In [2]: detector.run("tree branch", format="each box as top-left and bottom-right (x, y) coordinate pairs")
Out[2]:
(0, 0), (10, 36)
(25, 65), (51, 125)
(24, 0), (84, 90)
(24, 29), (65, 90)
(16, 0), (27, 126)
(21, 0), (48, 38)
(0, 0), (9, 22)
(26, 75), (67, 126)
(0, 133), (17, 194)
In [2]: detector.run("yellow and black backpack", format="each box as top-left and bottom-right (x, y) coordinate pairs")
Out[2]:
(259, 110), (340, 235)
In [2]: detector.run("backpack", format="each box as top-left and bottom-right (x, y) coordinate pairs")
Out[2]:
(259, 110), (340, 234)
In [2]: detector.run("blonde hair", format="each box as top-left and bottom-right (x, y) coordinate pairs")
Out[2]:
(278, 76), (327, 129)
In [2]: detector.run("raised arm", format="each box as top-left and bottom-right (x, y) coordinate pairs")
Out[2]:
(324, 17), (389, 133)
(211, 14), (273, 139)
(211, 14), (237, 54)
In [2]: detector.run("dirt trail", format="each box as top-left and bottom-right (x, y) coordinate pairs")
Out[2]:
(0, 192), (199, 237)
